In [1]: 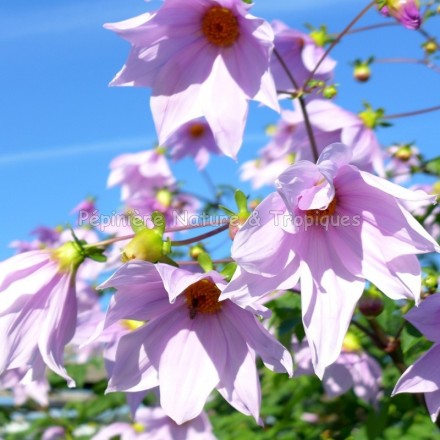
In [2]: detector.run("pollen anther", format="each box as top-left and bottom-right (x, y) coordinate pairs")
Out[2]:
(202, 6), (240, 47)
(184, 278), (222, 319)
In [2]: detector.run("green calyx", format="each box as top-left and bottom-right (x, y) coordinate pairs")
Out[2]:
(52, 241), (86, 273)
(322, 84), (338, 99)
(358, 102), (389, 129)
(307, 24), (332, 47)
(121, 211), (172, 264)
(394, 145), (413, 161)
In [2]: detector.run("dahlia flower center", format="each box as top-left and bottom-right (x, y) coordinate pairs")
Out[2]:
(202, 6), (240, 47)
(189, 123), (206, 138)
(184, 278), (223, 319)
(305, 197), (337, 220)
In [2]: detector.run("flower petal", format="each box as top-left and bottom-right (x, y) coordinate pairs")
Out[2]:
(224, 302), (293, 376)
(159, 308), (225, 424)
(393, 343), (440, 395)
(216, 314), (262, 424)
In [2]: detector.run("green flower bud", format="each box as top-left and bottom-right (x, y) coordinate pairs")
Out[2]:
(156, 188), (173, 208)
(190, 243), (206, 260)
(423, 40), (438, 54)
(353, 62), (371, 82)
(121, 211), (169, 263)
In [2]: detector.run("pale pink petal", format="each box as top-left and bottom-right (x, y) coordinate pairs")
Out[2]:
(232, 192), (294, 276)
(224, 302), (293, 376)
(217, 317), (262, 424)
(107, 322), (162, 393)
(299, 229), (365, 378)
(220, 261), (300, 308)
(404, 294), (440, 342)
(426, 390), (440, 423)
(159, 308), (225, 424)
(155, 264), (224, 303)
(393, 343), (440, 395)
(201, 55), (249, 159)
(38, 274), (77, 387)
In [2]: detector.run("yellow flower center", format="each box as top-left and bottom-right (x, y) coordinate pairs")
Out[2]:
(305, 197), (337, 221)
(132, 422), (145, 433)
(184, 279), (223, 319)
(189, 122), (206, 139)
(122, 319), (144, 331)
(202, 6), (240, 47)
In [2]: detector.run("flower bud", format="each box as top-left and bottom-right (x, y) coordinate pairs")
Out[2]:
(189, 243), (206, 260)
(322, 84), (338, 99)
(394, 145), (413, 161)
(353, 61), (372, 82)
(358, 287), (384, 317)
(423, 274), (438, 292)
(121, 229), (164, 263)
(423, 40), (438, 55)
(156, 188), (173, 208)
(122, 211), (169, 263)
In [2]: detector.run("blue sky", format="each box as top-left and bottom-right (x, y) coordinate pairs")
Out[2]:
(0, 0), (438, 260)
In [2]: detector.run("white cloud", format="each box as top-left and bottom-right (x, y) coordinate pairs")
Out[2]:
(0, 136), (152, 166)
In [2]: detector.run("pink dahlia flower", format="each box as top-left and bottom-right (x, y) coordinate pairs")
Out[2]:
(0, 366), (49, 407)
(294, 337), (382, 407)
(270, 20), (336, 97)
(165, 118), (221, 170)
(240, 99), (385, 189)
(108, 149), (175, 203)
(0, 243), (85, 387)
(99, 261), (292, 424)
(105, 0), (279, 159)
(222, 143), (439, 377)
(92, 406), (216, 440)
(393, 293), (440, 422)
(379, 0), (422, 30)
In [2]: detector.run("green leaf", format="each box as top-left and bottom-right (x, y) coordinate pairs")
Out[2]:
(424, 156), (440, 176)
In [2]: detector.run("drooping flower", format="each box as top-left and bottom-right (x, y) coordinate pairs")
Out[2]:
(0, 366), (49, 407)
(108, 149), (175, 203)
(164, 118), (221, 170)
(99, 261), (292, 424)
(294, 334), (382, 407)
(385, 144), (421, 183)
(222, 143), (439, 377)
(91, 406), (216, 440)
(392, 293), (440, 422)
(105, 0), (279, 159)
(270, 20), (336, 97)
(378, 0), (422, 30)
(0, 242), (86, 387)
(240, 100), (385, 189)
